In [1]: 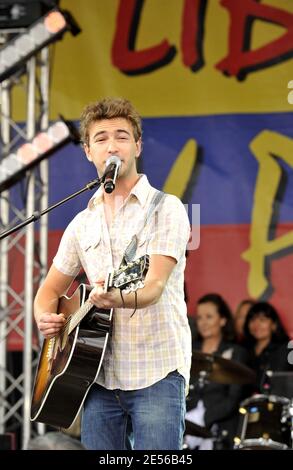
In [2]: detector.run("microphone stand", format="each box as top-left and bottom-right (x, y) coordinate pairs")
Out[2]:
(0, 177), (102, 240)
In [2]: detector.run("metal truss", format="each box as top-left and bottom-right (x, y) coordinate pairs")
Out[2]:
(0, 30), (50, 448)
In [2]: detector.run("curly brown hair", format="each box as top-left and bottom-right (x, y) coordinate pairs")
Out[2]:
(79, 97), (142, 146)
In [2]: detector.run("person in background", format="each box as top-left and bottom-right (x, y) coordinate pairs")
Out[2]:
(243, 301), (291, 395)
(234, 299), (255, 344)
(186, 293), (247, 449)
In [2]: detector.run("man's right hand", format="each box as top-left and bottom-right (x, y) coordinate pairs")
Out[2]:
(37, 312), (66, 339)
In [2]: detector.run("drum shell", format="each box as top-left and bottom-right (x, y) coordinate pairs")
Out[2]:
(235, 394), (291, 450)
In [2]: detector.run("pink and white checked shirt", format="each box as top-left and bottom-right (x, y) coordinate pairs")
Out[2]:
(53, 175), (192, 392)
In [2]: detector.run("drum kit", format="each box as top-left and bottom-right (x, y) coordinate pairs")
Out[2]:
(185, 351), (293, 450)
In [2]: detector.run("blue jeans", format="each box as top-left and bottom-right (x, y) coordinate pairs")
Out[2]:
(81, 370), (185, 450)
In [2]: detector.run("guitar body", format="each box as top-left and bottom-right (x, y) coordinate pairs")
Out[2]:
(30, 284), (112, 428)
(30, 254), (149, 429)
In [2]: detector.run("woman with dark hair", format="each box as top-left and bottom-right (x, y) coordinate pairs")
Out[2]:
(234, 299), (255, 344)
(243, 301), (291, 394)
(185, 294), (248, 449)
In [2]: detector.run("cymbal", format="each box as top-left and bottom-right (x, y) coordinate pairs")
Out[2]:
(185, 419), (213, 438)
(191, 350), (256, 385)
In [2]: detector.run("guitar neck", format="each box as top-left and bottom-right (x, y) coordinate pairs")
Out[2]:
(68, 299), (93, 334)
(65, 255), (149, 334)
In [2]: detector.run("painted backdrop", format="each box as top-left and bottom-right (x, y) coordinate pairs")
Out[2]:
(9, 0), (293, 347)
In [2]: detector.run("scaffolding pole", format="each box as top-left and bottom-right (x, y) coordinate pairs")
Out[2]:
(0, 78), (10, 434)
(0, 43), (50, 448)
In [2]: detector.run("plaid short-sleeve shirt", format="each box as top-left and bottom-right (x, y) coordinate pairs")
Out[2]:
(53, 175), (192, 392)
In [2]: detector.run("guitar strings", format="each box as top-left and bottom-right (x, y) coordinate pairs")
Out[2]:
(59, 299), (92, 335)
(57, 257), (146, 334)
(130, 290), (138, 318)
(120, 290), (125, 308)
(58, 272), (141, 336)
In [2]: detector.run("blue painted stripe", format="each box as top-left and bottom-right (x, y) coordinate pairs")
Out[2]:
(43, 112), (293, 229)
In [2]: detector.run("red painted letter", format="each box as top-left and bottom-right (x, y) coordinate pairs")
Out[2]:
(216, 0), (293, 79)
(112, 0), (176, 75)
(181, 0), (207, 71)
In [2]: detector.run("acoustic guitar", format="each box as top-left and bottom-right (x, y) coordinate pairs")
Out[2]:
(30, 255), (149, 428)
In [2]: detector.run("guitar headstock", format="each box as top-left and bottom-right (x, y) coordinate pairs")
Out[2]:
(106, 255), (149, 293)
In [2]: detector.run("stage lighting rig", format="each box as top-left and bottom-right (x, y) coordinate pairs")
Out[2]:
(0, 118), (80, 192)
(0, 1), (61, 29)
(0, 4), (80, 83)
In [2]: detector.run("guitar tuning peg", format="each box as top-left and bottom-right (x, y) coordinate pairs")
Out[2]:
(124, 283), (135, 293)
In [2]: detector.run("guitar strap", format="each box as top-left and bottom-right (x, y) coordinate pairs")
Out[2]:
(120, 189), (166, 267)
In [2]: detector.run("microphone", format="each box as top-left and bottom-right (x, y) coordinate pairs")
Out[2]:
(102, 155), (121, 194)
